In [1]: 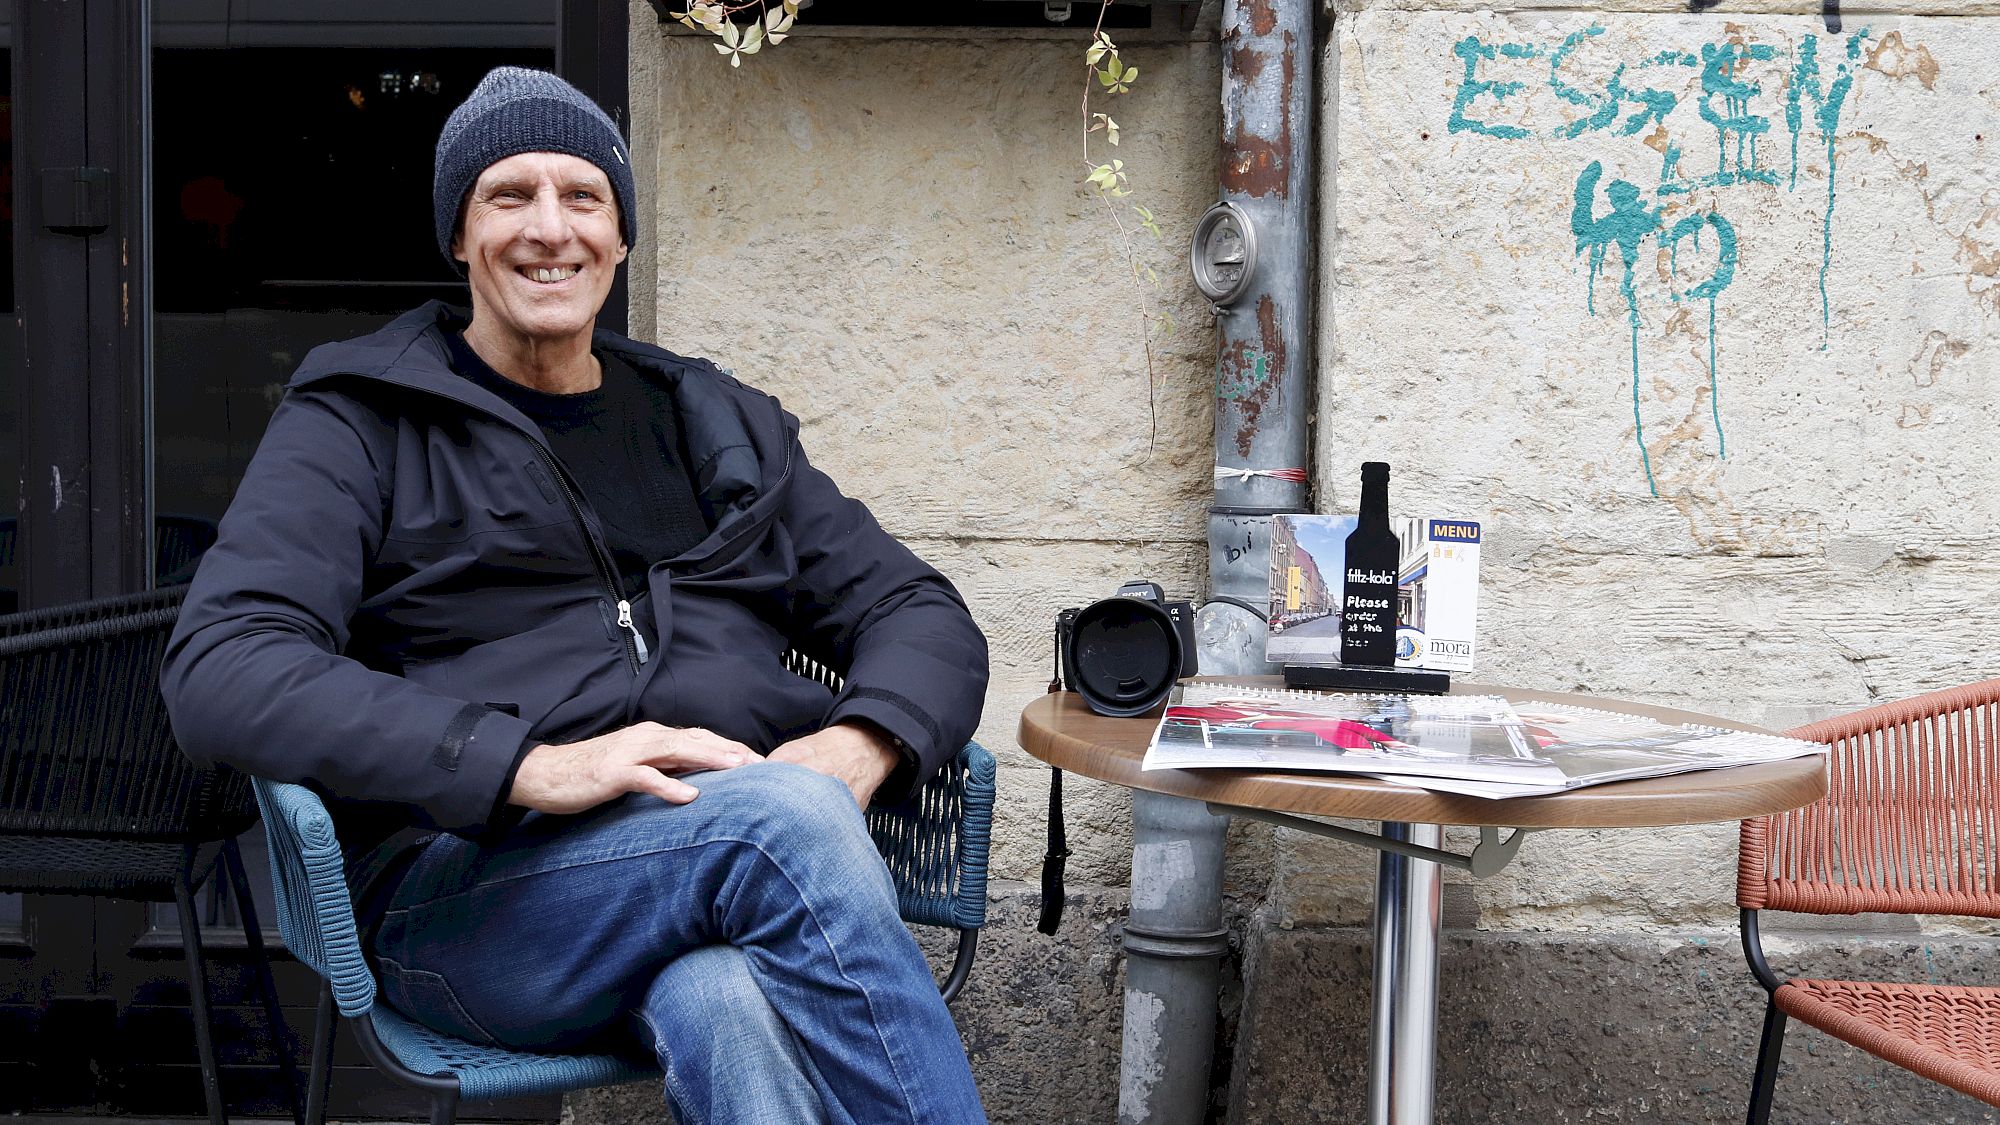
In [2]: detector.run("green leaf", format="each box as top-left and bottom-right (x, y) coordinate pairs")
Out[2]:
(721, 19), (740, 46)
(744, 22), (765, 46)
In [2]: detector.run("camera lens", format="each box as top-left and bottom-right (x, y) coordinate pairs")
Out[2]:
(1066, 596), (1184, 717)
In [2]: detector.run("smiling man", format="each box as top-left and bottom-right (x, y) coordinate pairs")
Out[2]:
(163, 68), (990, 1124)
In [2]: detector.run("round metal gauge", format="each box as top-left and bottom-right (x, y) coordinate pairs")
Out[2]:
(1188, 201), (1257, 307)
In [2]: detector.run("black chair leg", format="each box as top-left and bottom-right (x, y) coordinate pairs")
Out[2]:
(222, 838), (305, 1125)
(174, 867), (228, 1125)
(1746, 995), (1788, 1125)
(306, 980), (336, 1125)
(430, 1088), (461, 1125)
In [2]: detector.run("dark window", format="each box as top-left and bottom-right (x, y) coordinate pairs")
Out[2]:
(153, 47), (550, 533)
(155, 48), (549, 315)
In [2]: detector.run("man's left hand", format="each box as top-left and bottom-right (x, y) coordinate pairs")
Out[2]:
(768, 721), (901, 807)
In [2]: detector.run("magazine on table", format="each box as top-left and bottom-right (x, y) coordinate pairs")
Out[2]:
(1143, 685), (1827, 798)
(1143, 683), (1549, 786)
(1417, 700), (1830, 798)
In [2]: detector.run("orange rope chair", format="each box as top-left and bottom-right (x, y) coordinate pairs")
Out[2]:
(1738, 678), (2000, 1122)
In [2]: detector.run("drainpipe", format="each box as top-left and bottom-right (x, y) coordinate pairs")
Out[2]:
(1193, 0), (1313, 671)
(1114, 3), (1315, 1124)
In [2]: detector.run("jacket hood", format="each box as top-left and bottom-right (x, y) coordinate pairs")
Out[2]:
(288, 301), (797, 572)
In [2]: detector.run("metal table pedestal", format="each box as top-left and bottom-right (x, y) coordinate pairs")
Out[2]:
(1369, 822), (1443, 1125)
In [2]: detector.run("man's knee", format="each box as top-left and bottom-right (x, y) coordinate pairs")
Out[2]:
(705, 759), (869, 838)
(644, 944), (767, 1028)
(691, 761), (894, 902)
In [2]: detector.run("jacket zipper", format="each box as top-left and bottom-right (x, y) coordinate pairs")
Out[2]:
(529, 443), (648, 671)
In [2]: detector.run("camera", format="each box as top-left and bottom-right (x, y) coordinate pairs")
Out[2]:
(1054, 581), (1200, 717)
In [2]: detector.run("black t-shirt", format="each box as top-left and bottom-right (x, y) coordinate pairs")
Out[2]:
(442, 330), (709, 598)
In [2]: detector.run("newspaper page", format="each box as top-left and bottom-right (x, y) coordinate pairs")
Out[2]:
(1142, 686), (1827, 800)
(1363, 701), (1828, 798)
(1143, 684), (1552, 786)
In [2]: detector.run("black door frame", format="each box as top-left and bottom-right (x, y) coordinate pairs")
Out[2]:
(10, 0), (152, 611)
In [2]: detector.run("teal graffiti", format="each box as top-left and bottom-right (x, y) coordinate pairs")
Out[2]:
(1549, 27), (1680, 140)
(1665, 212), (1739, 458)
(1696, 42), (1779, 188)
(1786, 30), (1869, 346)
(1573, 162), (1665, 496)
(1449, 36), (1539, 138)
(1448, 24), (1878, 493)
(1574, 167), (1739, 494)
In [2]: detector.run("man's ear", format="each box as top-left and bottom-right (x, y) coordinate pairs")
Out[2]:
(616, 240), (629, 265)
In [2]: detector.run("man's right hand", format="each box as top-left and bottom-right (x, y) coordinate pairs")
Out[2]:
(508, 722), (759, 814)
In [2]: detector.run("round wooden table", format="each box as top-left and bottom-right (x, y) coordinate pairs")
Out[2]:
(1018, 680), (1829, 1125)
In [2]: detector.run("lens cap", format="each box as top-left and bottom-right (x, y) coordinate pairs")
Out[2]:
(1066, 595), (1184, 717)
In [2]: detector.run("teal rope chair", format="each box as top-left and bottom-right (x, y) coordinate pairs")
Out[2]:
(253, 736), (995, 1125)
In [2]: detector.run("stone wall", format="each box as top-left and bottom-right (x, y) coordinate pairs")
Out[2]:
(1308, 0), (2000, 939)
(602, 2), (2000, 1120)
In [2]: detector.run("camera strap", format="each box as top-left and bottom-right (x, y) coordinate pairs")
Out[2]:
(1038, 765), (1069, 935)
(1038, 618), (1073, 935)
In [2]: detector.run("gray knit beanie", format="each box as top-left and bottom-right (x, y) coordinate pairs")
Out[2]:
(433, 67), (637, 266)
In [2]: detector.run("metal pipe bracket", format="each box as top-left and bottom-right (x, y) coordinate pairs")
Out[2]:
(1206, 804), (1533, 878)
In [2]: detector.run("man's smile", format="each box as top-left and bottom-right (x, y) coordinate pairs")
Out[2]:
(519, 265), (581, 284)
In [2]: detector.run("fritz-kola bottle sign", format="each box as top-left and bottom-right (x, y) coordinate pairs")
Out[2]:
(1339, 462), (1398, 667)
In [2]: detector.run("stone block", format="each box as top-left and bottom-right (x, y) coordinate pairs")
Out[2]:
(1232, 925), (2000, 1123)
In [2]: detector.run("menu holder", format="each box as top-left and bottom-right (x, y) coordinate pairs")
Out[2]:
(1267, 462), (1481, 698)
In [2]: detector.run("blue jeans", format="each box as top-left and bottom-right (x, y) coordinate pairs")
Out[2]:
(372, 760), (987, 1124)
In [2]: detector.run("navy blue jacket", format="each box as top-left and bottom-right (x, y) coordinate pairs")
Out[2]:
(163, 303), (988, 843)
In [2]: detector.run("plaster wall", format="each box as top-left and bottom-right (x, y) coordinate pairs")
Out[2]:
(1301, 4), (2000, 933)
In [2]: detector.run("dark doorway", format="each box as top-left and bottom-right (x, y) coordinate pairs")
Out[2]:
(4, 1), (627, 1117)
